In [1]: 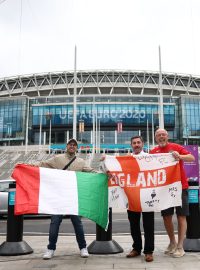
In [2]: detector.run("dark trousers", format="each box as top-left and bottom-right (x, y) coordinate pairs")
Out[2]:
(127, 210), (154, 254)
(47, 215), (87, 251)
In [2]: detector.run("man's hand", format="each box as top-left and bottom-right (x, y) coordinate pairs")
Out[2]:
(100, 154), (106, 161)
(107, 171), (112, 179)
(171, 151), (181, 161)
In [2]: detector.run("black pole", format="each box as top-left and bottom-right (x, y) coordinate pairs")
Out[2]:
(183, 180), (200, 251)
(88, 208), (123, 254)
(0, 182), (33, 256)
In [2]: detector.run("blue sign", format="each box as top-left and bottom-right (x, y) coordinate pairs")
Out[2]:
(188, 189), (199, 203)
(9, 191), (15, 206)
(32, 104), (175, 127)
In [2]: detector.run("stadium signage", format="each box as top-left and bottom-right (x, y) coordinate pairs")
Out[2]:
(59, 110), (146, 120)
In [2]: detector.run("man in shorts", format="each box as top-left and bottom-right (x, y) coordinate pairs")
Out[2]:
(150, 128), (195, 258)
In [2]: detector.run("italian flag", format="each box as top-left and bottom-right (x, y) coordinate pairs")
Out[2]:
(12, 164), (108, 230)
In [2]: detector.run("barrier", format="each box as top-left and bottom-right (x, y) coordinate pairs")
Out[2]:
(183, 180), (200, 251)
(0, 182), (33, 256)
(88, 208), (123, 254)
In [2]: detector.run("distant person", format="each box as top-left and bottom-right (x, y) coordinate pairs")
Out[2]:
(150, 129), (195, 258)
(126, 136), (154, 262)
(35, 138), (96, 260)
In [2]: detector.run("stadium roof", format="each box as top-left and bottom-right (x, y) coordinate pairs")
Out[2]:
(0, 70), (200, 98)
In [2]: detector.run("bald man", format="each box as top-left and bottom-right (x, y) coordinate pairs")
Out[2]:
(150, 129), (195, 258)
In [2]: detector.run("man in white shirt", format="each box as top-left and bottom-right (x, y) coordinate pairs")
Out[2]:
(126, 136), (154, 262)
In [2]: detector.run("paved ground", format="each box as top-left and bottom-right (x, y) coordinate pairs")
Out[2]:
(0, 234), (200, 269)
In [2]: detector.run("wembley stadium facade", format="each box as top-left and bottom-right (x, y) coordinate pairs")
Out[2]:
(0, 70), (200, 150)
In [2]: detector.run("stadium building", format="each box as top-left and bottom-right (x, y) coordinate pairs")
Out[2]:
(0, 70), (200, 151)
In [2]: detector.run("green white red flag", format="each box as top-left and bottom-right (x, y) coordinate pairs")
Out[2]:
(12, 164), (108, 229)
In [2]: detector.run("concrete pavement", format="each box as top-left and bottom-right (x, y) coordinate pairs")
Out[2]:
(0, 234), (200, 269)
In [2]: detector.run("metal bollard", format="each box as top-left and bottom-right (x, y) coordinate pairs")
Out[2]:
(183, 180), (200, 251)
(0, 182), (33, 256)
(88, 208), (123, 254)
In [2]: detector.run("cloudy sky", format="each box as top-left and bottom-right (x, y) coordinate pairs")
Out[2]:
(0, 0), (200, 78)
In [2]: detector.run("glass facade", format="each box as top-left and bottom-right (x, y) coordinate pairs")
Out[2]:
(0, 98), (26, 144)
(0, 94), (199, 147)
(30, 96), (175, 145)
(179, 95), (200, 144)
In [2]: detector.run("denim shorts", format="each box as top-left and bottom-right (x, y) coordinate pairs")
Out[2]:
(161, 189), (189, 216)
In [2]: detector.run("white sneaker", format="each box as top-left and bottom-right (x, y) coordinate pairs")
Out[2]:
(80, 248), (89, 258)
(43, 249), (54, 260)
(164, 243), (177, 255)
(172, 247), (185, 258)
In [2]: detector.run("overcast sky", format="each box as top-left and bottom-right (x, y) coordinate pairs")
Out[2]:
(0, 0), (200, 78)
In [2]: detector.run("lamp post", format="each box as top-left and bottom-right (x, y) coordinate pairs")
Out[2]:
(39, 112), (43, 153)
(73, 46), (77, 140)
(146, 118), (150, 153)
(92, 98), (96, 154)
(158, 46), (164, 129)
(46, 112), (52, 154)
(25, 97), (29, 154)
(152, 110), (155, 148)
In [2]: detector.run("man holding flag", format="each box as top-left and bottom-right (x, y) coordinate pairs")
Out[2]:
(150, 129), (195, 258)
(126, 136), (154, 262)
(33, 138), (96, 260)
